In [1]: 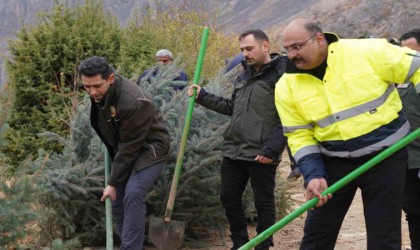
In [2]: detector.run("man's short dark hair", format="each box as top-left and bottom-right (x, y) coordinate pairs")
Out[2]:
(304, 22), (323, 35)
(78, 56), (114, 79)
(400, 28), (420, 45)
(239, 29), (269, 42)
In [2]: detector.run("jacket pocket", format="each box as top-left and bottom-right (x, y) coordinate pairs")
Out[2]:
(144, 142), (157, 157)
(343, 70), (381, 105)
(295, 87), (329, 121)
(233, 80), (247, 107)
(223, 120), (239, 142)
(241, 118), (263, 147)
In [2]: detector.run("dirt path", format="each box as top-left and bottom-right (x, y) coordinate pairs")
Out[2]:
(139, 156), (410, 250)
(204, 165), (411, 250)
(270, 166), (411, 250)
(275, 166), (410, 250)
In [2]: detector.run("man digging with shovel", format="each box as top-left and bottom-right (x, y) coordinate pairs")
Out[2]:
(79, 56), (170, 249)
(275, 19), (420, 250)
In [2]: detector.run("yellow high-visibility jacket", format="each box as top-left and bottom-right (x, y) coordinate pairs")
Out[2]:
(275, 33), (420, 183)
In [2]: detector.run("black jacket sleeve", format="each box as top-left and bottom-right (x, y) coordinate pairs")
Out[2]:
(260, 116), (287, 161)
(196, 88), (236, 116)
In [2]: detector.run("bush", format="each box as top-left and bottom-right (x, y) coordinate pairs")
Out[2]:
(0, 174), (41, 248)
(2, 0), (121, 168)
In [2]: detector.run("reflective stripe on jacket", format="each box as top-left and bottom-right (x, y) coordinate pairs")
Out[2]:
(275, 34), (420, 183)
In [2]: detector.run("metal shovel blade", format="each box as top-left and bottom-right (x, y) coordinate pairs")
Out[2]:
(149, 217), (186, 250)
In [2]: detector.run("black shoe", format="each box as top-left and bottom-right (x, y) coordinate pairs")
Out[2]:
(254, 240), (273, 250)
(231, 238), (249, 250)
(287, 167), (302, 180)
(232, 242), (248, 250)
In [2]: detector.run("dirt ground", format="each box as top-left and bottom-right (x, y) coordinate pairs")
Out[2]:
(99, 154), (411, 250)
(197, 162), (411, 250)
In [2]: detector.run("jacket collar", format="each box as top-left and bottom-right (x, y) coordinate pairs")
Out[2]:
(324, 32), (339, 44)
(103, 74), (121, 108)
(241, 53), (285, 78)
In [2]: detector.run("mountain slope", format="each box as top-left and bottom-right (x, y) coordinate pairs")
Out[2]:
(0, 0), (419, 85)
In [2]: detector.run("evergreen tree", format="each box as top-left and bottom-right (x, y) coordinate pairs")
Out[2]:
(0, 175), (41, 248)
(0, 2), (291, 247)
(31, 96), (106, 246)
(0, 85), (12, 132)
(16, 61), (291, 248)
(137, 65), (230, 244)
(3, 0), (121, 167)
(0, 85), (13, 161)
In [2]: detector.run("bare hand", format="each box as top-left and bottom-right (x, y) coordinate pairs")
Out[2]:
(187, 85), (201, 99)
(255, 155), (273, 164)
(306, 177), (332, 208)
(101, 185), (117, 202)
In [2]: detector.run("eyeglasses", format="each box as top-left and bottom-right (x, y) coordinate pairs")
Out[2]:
(284, 33), (318, 54)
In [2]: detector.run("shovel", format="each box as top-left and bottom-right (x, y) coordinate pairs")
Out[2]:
(104, 149), (113, 250)
(149, 27), (210, 250)
(239, 127), (420, 250)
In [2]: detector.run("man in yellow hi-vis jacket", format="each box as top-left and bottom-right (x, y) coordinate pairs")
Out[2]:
(275, 19), (420, 250)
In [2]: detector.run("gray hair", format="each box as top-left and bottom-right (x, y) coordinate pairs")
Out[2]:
(156, 49), (174, 59)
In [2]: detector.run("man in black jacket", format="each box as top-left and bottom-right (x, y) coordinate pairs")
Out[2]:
(79, 56), (170, 249)
(399, 29), (420, 250)
(188, 30), (287, 250)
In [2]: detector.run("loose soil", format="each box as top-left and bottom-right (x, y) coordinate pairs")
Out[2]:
(89, 154), (411, 250)
(169, 156), (409, 250)
(193, 160), (411, 250)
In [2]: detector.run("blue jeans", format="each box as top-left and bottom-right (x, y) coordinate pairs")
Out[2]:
(112, 161), (164, 250)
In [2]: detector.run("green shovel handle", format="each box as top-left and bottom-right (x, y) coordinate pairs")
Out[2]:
(239, 127), (420, 250)
(104, 149), (113, 250)
(164, 27), (210, 222)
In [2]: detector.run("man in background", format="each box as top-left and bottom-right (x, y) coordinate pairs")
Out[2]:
(138, 49), (188, 90)
(399, 28), (420, 250)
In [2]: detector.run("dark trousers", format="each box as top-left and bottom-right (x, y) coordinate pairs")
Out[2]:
(403, 168), (420, 250)
(286, 146), (297, 166)
(300, 148), (407, 250)
(112, 161), (164, 250)
(220, 157), (276, 250)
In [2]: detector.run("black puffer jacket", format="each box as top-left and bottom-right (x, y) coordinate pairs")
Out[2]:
(196, 54), (288, 165)
(90, 75), (170, 187)
(397, 82), (420, 169)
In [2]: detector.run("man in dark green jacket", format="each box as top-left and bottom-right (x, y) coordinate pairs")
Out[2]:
(188, 30), (287, 250)
(399, 29), (420, 250)
(79, 56), (170, 249)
